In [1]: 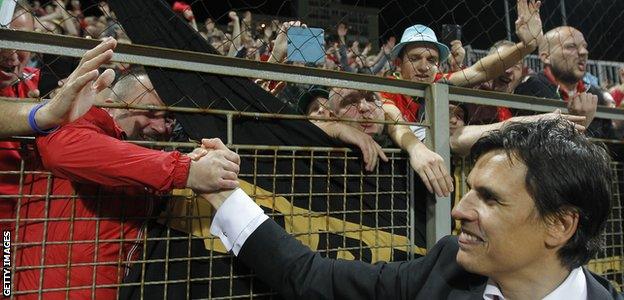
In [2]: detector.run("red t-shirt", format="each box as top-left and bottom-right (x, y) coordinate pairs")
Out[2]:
(611, 88), (624, 107)
(379, 73), (453, 122)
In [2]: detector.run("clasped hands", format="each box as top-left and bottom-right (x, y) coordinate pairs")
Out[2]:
(186, 138), (240, 208)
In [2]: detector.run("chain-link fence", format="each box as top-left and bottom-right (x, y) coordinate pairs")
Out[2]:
(1, 137), (418, 298)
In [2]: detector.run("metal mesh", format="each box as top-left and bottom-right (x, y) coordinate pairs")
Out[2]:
(586, 159), (624, 292)
(1, 138), (417, 299)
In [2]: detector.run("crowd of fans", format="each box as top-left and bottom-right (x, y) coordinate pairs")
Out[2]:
(1, 0), (624, 298)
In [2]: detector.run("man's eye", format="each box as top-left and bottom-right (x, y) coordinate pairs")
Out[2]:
(481, 192), (498, 204)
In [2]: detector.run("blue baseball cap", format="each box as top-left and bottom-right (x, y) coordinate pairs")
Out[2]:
(390, 24), (450, 63)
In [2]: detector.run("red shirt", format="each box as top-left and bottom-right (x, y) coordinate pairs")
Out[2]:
(379, 73), (453, 122)
(15, 107), (191, 299)
(611, 88), (624, 107)
(0, 67), (40, 233)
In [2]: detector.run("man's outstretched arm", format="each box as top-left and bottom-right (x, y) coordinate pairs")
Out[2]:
(202, 189), (448, 300)
(447, 0), (542, 87)
(450, 111), (586, 156)
(0, 38), (117, 138)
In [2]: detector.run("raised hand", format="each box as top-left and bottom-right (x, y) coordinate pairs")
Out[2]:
(36, 38), (117, 129)
(269, 21), (307, 63)
(515, 0), (543, 48)
(568, 93), (597, 127)
(448, 40), (466, 71)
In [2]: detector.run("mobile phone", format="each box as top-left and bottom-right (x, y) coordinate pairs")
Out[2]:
(287, 27), (325, 65)
(0, 0), (17, 27)
(441, 24), (462, 46)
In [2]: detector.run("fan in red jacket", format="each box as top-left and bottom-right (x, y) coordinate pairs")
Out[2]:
(15, 70), (241, 299)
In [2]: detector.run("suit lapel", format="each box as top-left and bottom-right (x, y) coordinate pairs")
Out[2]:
(583, 267), (617, 299)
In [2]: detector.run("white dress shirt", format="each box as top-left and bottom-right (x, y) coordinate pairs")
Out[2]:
(210, 188), (589, 299)
(483, 266), (587, 300)
(209, 188), (267, 256)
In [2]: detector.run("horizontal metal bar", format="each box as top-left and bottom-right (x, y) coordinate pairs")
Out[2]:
(4, 135), (405, 153)
(448, 86), (624, 121)
(0, 29), (427, 97)
(0, 96), (425, 127)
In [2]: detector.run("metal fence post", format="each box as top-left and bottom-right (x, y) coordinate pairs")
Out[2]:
(504, 0), (512, 41)
(560, 0), (567, 26)
(424, 83), (452, 249)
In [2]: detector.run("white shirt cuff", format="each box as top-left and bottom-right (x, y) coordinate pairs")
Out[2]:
(209, 188), (268, 256)
(410, 125), (427, 141)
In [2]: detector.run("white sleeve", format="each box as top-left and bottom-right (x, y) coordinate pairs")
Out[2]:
(410, 125), (427, 141)
(209, 188), (269, 256)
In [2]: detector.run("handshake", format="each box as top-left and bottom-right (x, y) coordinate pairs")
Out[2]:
(185, 138), (240, 205)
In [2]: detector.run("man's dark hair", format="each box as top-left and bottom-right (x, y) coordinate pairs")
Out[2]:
(470, 118), (612, 269)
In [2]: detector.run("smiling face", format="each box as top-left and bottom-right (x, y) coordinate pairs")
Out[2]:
(109, 75), (174, 141)
(540, 27), (589, 85)
(398, 43), (440, 83)
(451, 150), (552, 279)
(329, 88), (384, 135)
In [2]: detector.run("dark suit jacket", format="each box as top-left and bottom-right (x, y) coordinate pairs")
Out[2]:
(239, 219), (622, 299)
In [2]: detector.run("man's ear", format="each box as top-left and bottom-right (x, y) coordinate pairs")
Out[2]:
(539, 50), (550, 65)
(321, 107), (334, 118)
(393, 57), (403, 68)
(544, 210), (579, 249)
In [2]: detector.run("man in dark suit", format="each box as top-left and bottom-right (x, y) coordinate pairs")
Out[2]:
(200, 119), (621, 299)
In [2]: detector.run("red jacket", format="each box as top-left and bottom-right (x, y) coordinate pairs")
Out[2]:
(0, 67), (40, 234)
(15, 107), (191, 299)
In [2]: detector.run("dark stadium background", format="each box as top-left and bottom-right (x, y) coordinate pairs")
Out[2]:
(79, 0), (623, 61)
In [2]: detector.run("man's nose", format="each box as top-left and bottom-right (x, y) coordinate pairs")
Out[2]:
(415, 59), (430, 72)
(451, 192), (478, 222)
(579, 46), (589, 57)
(153, 119), (172, 136)
(358, 99), (373, 113)
(505, 66), (514, 75)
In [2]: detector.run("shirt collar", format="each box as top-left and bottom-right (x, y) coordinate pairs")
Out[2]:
(483, 267), (587, 300)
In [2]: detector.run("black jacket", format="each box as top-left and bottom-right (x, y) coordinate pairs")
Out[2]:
(514, 72), (615, 139)
(239, 219), (622, 299)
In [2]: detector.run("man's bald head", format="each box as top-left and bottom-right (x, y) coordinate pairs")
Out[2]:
(539, 26), (583, 55)
(538, 26), (589, 85)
